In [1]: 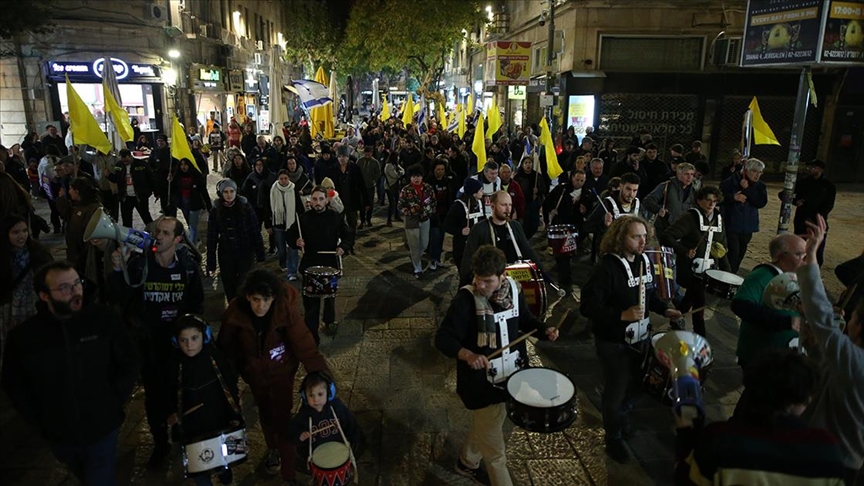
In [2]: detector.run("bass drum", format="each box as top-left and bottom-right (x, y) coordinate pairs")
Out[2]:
(505, 261), (547, 318)
(505, 367), (578, 433)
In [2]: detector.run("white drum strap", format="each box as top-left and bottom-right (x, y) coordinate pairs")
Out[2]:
(458, 199), (484, 226)
(488, 277), (521, 384)
(488, 221), (523, 260)
(691, 209), (720, 272)
(616, 254), (652, 344)
(606, 196), (640, 219)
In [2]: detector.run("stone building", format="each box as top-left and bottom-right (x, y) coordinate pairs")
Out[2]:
(0, 0), (299, 147)
(445, 0), (863, 181)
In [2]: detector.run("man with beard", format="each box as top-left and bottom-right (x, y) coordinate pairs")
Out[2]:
(643, 162), (696, 235)
(288, 186), (354, 344)
(148, 135), (175, 215)
(108, 216), (204, 468)
(459, 191), (541, 286)
(581, 217), (680, 463)
(585, 171), (641, 240)
(2, 261), (139, 484)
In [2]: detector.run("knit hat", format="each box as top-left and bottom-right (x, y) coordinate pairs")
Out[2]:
(321, 177), (335, 189)
(216, 178), (237, 197)
(463, 177), (483, 195)
(336, 145), (350, 157)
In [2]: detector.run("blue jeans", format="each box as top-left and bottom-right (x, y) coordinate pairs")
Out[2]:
(49, 428), (119, 486)
(178, 198), (201, 243)
(595, 339), (645, 441)
(274, 228), (299, 275)
(429, 224), (445, 263)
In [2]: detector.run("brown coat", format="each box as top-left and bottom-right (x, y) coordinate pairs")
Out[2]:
(217, 283), (327, 390)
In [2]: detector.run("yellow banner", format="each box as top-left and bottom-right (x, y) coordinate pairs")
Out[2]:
(751, 7), (820, 26)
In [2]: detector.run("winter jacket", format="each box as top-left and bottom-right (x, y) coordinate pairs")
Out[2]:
(287, 208), (354, 271)
(1, 304), (139, 445)
(397, 182), (436, 229)
(171, 168), (212, 212)
(659, 207), (731, 288)
(326, 162), (369, 211)
(732, 264), (799, 366)
(720, 172), (767, 234)
(217, 283), (327, 390)
(643, 177), (696, 235)
(206, 196), (265, 272)
(108, 159), (156, 200)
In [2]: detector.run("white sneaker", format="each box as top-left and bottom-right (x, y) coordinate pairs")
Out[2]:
(428, 261), (438, 271)
(435, 260), (447, 268)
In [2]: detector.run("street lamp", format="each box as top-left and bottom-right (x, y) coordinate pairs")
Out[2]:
(168, 49), (181, 59)
(544, 0), (556, 125)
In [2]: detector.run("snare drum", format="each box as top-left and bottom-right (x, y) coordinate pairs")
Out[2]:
(506, 367), (578, 433)
(310, 441), (353, 486)
(505, 261), (547, 318)
(644, 247), (676, 301)
(182, 427), (248, 477)
(303, 266), (341, 298)
(704, 269), (744, 300)
(642, 331), (713, 404)
(547, 224), (578, 256)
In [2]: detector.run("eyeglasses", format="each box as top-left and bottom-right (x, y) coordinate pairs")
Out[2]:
(50, 278), (84, 295)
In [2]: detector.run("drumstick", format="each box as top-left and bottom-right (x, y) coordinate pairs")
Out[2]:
(639, 259), (645, 310)
(317, 250), (339, 254)
(680, 306), (707, 318)
(182, 403), (204, 417)
(487, 329), (537, 359)
(311, 423), (338, 435)
(296, 214), (305, 255)
(662, 181), (669, 211)
(591, 188), (610, 215)
(839, 283), (857, 310)
(308, 417), (312, 464)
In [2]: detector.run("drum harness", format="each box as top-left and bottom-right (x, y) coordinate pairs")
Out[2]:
(485, 277), (523, 385)
(689, 208), (722, 275)
(175, 355), (245, 452)
(615, 253), (653, 346)
(457, 199), (485, 228)
(605, 195), (640, 219)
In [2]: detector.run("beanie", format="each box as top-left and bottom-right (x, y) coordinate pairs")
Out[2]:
(216, 178), (238, 197)
(463, 177), (483, 195)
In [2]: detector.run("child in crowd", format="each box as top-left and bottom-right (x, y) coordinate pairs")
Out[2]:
(289, 371), (363, 466)
(168, 315), (244, 486)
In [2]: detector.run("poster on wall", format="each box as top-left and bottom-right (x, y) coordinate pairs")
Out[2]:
(566, 95), (595, 135)
(821, 0), (864, 63)
(741, 0), (825, 66)
(485, 41), (531, 86)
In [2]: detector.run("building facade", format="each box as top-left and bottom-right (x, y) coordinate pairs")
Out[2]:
(447, 0), (863, 182)
(0, 0), (300, 148)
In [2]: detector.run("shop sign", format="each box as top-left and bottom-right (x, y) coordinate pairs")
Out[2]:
(508, 85), (526, 100)
(244, 70), (259, 93)
(741, 0), (863, 66)
(227, 70), (244, 92)
(47, 58), (160, 81)
(485, 41), (531, 86)
(821, 0), (864, 64)
(190, 64), (224, 91)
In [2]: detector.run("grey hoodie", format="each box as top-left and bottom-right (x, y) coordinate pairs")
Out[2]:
(798, 262), (864, 470)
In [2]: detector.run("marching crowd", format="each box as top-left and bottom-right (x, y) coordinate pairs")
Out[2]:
(0, 110), (861, 486)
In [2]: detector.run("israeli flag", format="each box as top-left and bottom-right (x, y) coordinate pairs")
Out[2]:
(291, 79), (332, 110)
(447, 113), (459, 132)
(417, 94), (427, 134)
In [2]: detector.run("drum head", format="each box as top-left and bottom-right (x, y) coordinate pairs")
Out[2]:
(312, 441), (350, 469)
(706, 269), (743, 285)
(506, 368), (575, 407)
(651, 331), (667, 348)
(306, 266), (339, 276)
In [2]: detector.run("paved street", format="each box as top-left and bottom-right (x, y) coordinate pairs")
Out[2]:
(1, 178), (861, 486)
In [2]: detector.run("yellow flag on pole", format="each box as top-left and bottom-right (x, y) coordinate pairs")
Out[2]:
(438, 102), (447, 129)
(539, 117), (563, 180)
(103, 87), (133, 142)
(401, 95), (414, 126)
(472, 115), (487, 172)
(310, 67), (334, 139)
(748, 97), (780, 146)
(486, 96), (502, 140)
(458, 107), (467, 139)
(380, 98), (390, 120)
(466, 92), (474, 115)
(65, 75), (112, 155)
(171, 115), (199, 172)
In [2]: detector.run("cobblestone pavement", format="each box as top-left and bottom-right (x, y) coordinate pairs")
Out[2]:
(1, 176), (860, 485)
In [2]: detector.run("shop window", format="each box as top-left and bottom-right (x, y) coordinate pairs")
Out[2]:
(599, 36), (704, 72)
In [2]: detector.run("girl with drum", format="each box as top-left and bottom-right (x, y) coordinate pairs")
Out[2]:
(168, 315), (243, 486)
(659, 186), (731, 337)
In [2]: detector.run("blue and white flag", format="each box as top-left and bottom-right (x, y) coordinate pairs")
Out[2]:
(447, 113), (459, 132)
(417, 94), (427, 134)
(523, 136), (533, 156)
(291, 79), (332, 110)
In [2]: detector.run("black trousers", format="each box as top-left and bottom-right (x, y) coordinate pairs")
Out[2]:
(119, 195), (153, 228)
(100, 190), (119, 222)
(139, 343), (171, 445)
(726, 231), (753, 273)
(555, 255), (573, 290)
(595, 339), (645, 441)
(219, 251), (254, 302)
(678, 282), (707, 337)
(302, 295), (335, 345)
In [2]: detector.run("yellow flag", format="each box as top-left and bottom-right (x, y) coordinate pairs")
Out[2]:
(472, 115), (487, 171)
(401, 95), (414, 126)
(438, 102), (446, 129)
(539, 117), (563, 180)
(171, 115), (199, 172)
(466, 92), (474, 115)
(311, 67), (334, 139)
(458, 108), (467, 139)
(748, 97), (780, 146)
(65, 76), (112, 155)
(486, 96), (502, 140)
(103, 86), (133, 142)
(380, 98), (390, 120)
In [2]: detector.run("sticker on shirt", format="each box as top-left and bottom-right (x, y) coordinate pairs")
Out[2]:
(269, 343), (286, 362)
